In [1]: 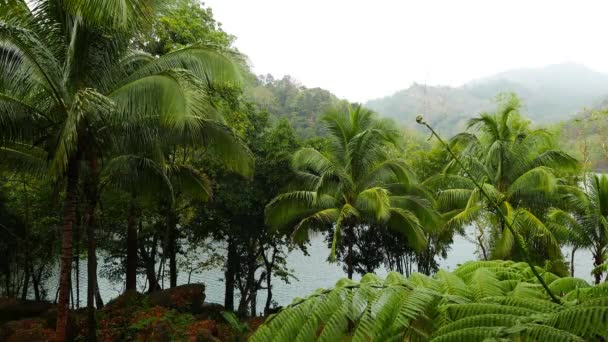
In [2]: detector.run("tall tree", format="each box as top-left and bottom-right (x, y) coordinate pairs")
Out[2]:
(436, 94), (578, 268)
(548, 174), (608, 283)
(266, 105), (440, 279)
(134, 0), (235, 55)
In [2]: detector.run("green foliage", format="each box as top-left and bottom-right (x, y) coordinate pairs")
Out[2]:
(126, 307), (195, 341)
(251, 261), (608, 341)
(266, 105), (441, 267)
(249, 75), (347, 138)
(221, 311), (248, 341)
(435, 94), (578, 269)
(134, 0), (235, 55)
(555, 109), (608, 171)
(548, 173), (608, 283)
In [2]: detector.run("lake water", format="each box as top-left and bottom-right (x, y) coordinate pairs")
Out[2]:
(59, 226), (595, 314)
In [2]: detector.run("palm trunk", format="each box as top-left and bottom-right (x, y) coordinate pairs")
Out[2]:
(126, 200), (138, 291)
(346, 226), (354, 279)
(85, 156), (99, 342)
(594, 247), (604, 285)
(56, 158), (80, 342)
(86, 215), (97, 341)
(22, 182), (31, 300)
(74, 221), (80, 309)
(570, 246), (577, 277)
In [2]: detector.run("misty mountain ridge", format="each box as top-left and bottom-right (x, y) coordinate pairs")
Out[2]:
(366, 62), (608, 135)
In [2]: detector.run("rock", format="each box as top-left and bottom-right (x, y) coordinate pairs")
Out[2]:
(148, 284), (206, 314)
(0, 318), (54, 342)
(0, 298), (52, 324)
(103, 290), (146, 314)
(188, 328), (220, 342)
(195, 303), (225, 322)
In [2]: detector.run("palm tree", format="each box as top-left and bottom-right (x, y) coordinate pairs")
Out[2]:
(548, 174), (608, 284)
(265, 105), (440, 278)
(0, 1), (249, 339)
(435, 94), (578, 265)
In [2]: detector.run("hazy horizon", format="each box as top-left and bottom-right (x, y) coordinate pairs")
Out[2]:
(205, 0), (608, 102)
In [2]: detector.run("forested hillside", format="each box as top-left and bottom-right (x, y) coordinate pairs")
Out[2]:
(366, 63), (608, 136)
(246, 75), (346, 138)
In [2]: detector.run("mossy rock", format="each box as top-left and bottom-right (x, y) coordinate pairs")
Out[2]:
(194, 303), (226, 322)
(148, 284), (205, 314)
(103, 290), (147, 314)
(0, 318), (54, 342)
(190, 328), (220, 342)
(0, 298), (52, 324)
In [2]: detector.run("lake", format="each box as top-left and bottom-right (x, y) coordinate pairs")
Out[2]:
(59, 225), (594, 315)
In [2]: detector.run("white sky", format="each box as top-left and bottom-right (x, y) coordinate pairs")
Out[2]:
(204, 0), (608, 102)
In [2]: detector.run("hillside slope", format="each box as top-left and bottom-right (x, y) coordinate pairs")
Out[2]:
(366, 63), (608, 136)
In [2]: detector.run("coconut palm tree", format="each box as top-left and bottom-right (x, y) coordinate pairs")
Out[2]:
(548, 174), (608, 284)
(0, 1), (250, 339)
(435, 94), (578, 265)
(265, 105), (440, 279)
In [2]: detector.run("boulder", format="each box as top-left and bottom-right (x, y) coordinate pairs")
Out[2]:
(0, 298), (52, 324)
(102, 290), (146, 314)
(195, 303), (225, 322)
(0, 318), (54, 342)
(148, 284), (205, 314)
(188, 328), (220, 342)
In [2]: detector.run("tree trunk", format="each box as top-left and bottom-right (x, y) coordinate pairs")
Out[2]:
(263, 246), (280, 315)
(21, 263), (29, 300)
(126, 200), (138, 291)
(594, 248), (604, 285)
(32, 265), (41, 301)
(22, 182), (31, 301)
(85, 155), (99, 342)
(247, 248), (256, 316)
(346, 226), (354, 279)
(56, 158), (80, 342)
(224, 237), (236, 311)
(570, 246), (577, 277)
(167, 210), (178, 288)
(95, 283), (104, 309)
(86, 218), (97, 342)
(140, 237), (161, 293)
(238, 244), (258, 317)
(250, 289), (257, 317)
(264, 269), (272, 315)
(74, 221), (80, 309)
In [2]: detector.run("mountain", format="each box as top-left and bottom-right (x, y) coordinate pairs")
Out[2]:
(366, 63), (608, 136)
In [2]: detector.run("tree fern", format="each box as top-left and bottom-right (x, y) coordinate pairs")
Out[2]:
(252, 261), (607, 341)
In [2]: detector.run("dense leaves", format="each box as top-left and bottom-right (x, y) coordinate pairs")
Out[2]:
(252, 260), (608, 341)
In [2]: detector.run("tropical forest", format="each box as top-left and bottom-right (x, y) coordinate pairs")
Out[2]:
(2, 0), (608, 341)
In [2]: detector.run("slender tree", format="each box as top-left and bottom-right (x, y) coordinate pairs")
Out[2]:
(435, 94), (578, 265)
(548, 174), (608, 284)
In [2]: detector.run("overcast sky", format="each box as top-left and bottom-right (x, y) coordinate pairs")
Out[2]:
(204, 0), (608, 102)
